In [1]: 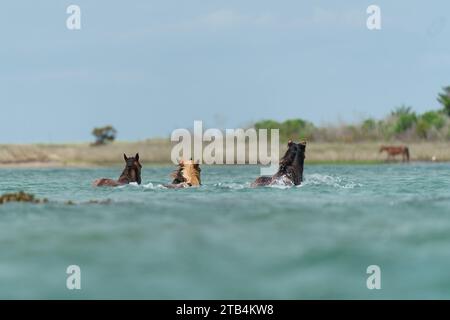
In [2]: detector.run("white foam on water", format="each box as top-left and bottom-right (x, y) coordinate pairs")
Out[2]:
(266, 177), (294, 189)
(113, 174), (361, 191)
(267, 183), (292, 189)
(304, 174), (362, 189)
(213, 182), (248, 190)
(142, 182), (155, 189)
(142, 182), (171, 190)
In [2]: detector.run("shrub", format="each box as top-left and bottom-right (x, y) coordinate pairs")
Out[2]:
(420, 111), (445, 129)
(390, 106), (417, 134)
(416, 118), (431, 139)
(362, 118), (376, 132)
(394, 113), (417, 133)
(415, 111), (446, 139)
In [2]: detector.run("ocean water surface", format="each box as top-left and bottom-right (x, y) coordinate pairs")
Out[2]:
(0, 163), (450, 299)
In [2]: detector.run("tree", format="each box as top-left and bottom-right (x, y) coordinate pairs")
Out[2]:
(437, 86), (450, 116)
(254, 118), (315, 141)
(391, 105), (413, 117)
(92, 125), (117, 145)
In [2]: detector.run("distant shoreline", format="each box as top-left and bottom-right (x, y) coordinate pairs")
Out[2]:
(1, 140), (449, 168)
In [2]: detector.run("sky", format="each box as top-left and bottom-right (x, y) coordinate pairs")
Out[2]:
(0, 0), (449, 143)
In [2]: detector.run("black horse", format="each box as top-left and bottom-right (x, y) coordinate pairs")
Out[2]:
(251, 141), (306, 187)
(93, 153), (142, 187)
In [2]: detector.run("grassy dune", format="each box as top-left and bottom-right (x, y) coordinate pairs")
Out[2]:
(0, 140), (172, 166)
(0, 140), (449, 167)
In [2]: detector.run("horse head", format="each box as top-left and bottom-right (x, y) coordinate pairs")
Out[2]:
(122, 153), (142, 184)
(171, 159), (201, 186)
(280, 140), (305, 168)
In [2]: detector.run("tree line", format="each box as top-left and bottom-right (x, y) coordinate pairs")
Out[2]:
(254, 87), (450, 142)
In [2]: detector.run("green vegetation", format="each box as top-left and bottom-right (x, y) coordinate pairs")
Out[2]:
(0, 191), (48, 204)
(92, 125), (117, 145)
(253, 87), (450, 142)
(254, 118), (314, 142)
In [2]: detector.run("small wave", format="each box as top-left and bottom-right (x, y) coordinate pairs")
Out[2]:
(266, 177), (294, 189)
(142, 182), (155, 189)
(267, 184), (292, 189)
(304, 174), (362, 189)
(213, 182), (249, 190)
(117, 182), (140, 189)
(116, 182), (167, 190)
(143, 183), (173, 190)
(107, 175), (361, 191)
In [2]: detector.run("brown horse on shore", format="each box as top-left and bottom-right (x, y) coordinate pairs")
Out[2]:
(252, 140), (306, 187)
(164, 159), (201, 188)
(379, 145), (410, 162)
(93, 153), (142, 187)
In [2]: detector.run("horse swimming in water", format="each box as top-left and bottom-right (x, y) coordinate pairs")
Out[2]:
(251, 140), (306, 187)
(379, 145), (410, 162)
(93, 153), (142, 187)
(164, 159), (201, 188)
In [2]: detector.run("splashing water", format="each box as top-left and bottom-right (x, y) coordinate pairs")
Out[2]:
(304, 173), (363, 189)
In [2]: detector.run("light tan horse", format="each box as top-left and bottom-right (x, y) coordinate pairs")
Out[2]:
(379, 145), (410, 162)
(164, 159), (201, 188)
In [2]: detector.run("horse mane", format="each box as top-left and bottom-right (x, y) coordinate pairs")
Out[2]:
(278, 148), (295, 173)
(171, 160), (201, 186)
(118, 167), (132, 184)
(171, 165), (185, 184)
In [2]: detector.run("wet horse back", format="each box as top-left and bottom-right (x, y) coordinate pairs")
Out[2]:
(93, 178), (121, 187)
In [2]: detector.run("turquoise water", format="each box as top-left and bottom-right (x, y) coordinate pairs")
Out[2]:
(1, 163), (450, 299)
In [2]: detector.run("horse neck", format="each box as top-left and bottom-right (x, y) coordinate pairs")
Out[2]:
(274, 150), (304, 184)
(118, 168), (130, 183)
(291, 150), (305, 184)
(171, 166), (184, 184)
(182, 167), (200, 185)
(295, 152), (305, 183)
(118, 167), (140, 184)
(276, 151), (294, 175)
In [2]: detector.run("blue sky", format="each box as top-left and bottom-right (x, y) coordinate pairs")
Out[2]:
(0, 0), (449, 142)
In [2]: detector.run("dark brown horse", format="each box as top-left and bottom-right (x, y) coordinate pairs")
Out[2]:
(379, 145), (410, 162)
(252, 140), (306, 187)
(164, 159), (201, 189)
(93, 153), (142, 187)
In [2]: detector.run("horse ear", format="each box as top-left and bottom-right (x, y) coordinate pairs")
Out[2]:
(123, 153), (128, 161)
(135, 153), (139, 161)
